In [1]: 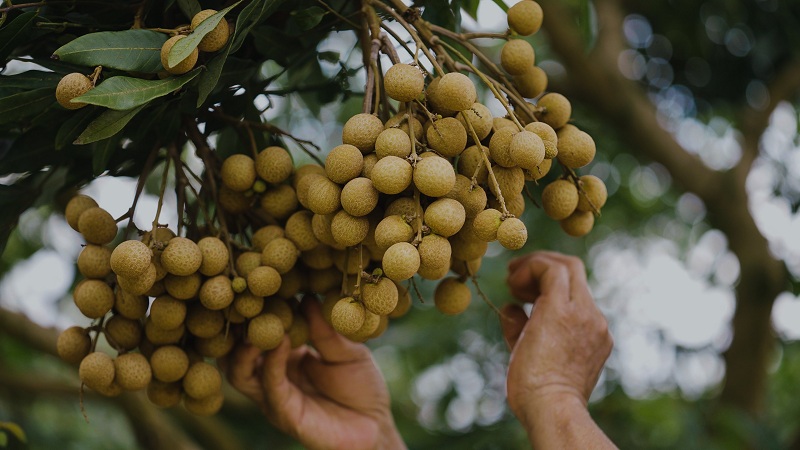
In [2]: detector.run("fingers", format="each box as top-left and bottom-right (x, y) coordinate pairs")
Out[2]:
(500, 303), (528, 350)
(226, 343), (266, 402)
(302, 296), (371, 364)
(507, 252), (591, 307)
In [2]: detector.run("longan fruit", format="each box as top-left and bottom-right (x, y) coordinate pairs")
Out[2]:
(576, 175), (608, 212)
(186, 304), (225, 339)
(331, 210), (369, 247)
(161, 237), (202, 276)
(375, 215), (414, 251)
(346, 309), (381, 343)
(326, 144), (364, 184)
(457, 103), (494, 143)
(65, 195), (98, 231)
(311, 213), (340, 248)
(104, 315), (142, 350)
(342, 113), (384, 153)
(199, 275), (235, 310)
(490, 165), (526, 199)
(234, 291), (264, 318)
(541, 179), (579, 220)
(510, 130), (546, 170)
(184, 390), (224, 416)
(514, 66), (548, 98)
(306, 176), (342, 215)
(195, 332), (235, 358)
(144, 318), (185, 345)
(556, 124), (596, 168)
(494, 117), (518, 132)
(535, 93), (572, 129)
(260, 184), (298, 219)
(150, 345), (189, 383)
(196, 236), (229, 277)
(256, 146), (294, 184)
(79, 352), (115, 391)
(57, 326), (91, 364)
(424, 198), (465, 237)
(160, 35), (198, 75)
(497, 217), (527, 250)
(433, 73), (476, 112)
(414, 154), (456, 197)
(163, 272), (202, 300)
(263, 297), (294, 331)
(78, 207), (117, 245)
(288, 316), (309, 348)
(508, 0), (543, 36)
(457, 145), (489, 186)
(444, 175), (487, 218)
(362, 153), (379, 178)
(382, 242), (420, 281)
(117, 263), (157, 296)
(252, 225), (285, 252)
(147, 380), (183, 408)
(491, 192), (526, 218)
(451, 257), (482, 277)
(248, 313), (285, 350)
(221, 154), (256, 192)
(74, 279), (114, 319)
(110, 240), (151, 278)
(426, 77), (457, 117)
(417, 234), (451, 280)
(375, 128), (412, 159)
(528, 157), (553, 181)
(426, 117), (468, 157)
(78, 244), (112, 279)
(384, 63), (425, 102)
(388, 282), (412, 318)
(525, 121), (558, 159)
(235, 251), (262, 278)
(384, 196), (417, 218)
(362, 277), (399, 316)
(472, 208), (503, 241)
(191, 9), (230, 52)
(114, 353), (152, 391)
(217, 185), (253, 213)
(285, 210), (320, 251)
(56, 73), (93, 110)
(301, 244), (334, 270)
(501, 39), (535, 76)
(247, 266), (282, 297)
(183, 361), (222, 399)
(114, 288), (148, 320)
(370, 155), (413, 195)
(385, 112), (424, 142)
(341, 177), (379, 217)
(560, 210), (595, 237)
(331, 297), (365, 336)
(489, 127), (518, 168)
(449, 233), (489, 261)
(434, 277), (471, 315)
(261, 237), (299, 274)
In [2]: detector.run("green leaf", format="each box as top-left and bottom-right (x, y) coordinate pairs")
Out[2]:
(74, 104), (147, 145)
(92, 137), (118, 176)
(0, 423), (25, 444)
(0, 87), (55, 125)
(53, 30), (168, 73)
(0, 12), (37, 61)
(231, 0), (288, 53)
(0, 71), (62, 90)
(461, 0), (480, 20)
(196, 39), (233, 107)
(490, 0), (509, 13)
(168, 1), (242, 68)
(73, 69), (201, 110)
(287, 7), (326, 33)
(177, 0), (202, 20)
(55, 106), (98, 150)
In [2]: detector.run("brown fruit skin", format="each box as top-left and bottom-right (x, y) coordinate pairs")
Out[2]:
(457, 145), (488, 185)
(74, 279), (115, 319)
(197, 236), (229, 277)
(110, 240), (152, 278)
(331, 298), (366, 336)
(285, 210), (320, 251)
(104, 315), (143, 350)
(514, 66), (548, 98)
(161, 237), (202, 276)
(371, 156), (413, 195)
(341, 177), (379, 217)
(501, 39), (535, 76)
(148, 380), (182, 408)
(262, 237), (299, 274)
(384, 63), (425, 102)
(191, 9), (230, 52)
(507, 0), (544, 36)
(252, 225), (285, 252)
(382, 242), (420, 282)
(160, 35), (199, 75)
(331, 210), (369, 247)
(57, 326), (91, 364)
(434, 73), (477, 111)
(472, 208), (503, 241)
(199, 275), (235, 310)
(78, 244), (113, 279)
(375, 128), (411, 159)
(577, 175), (608, 212)
(150, 345), (189, 383)
(256, 146), (294, 184)
(389, 282), (412, 318)
(78, 207), (118, 245)
(342, 113), (384, 153)
(79, 352), (116, 391)
(457, 103), (494, 143)
(115, 289), (148, 319)
(183, 361), (222, 399)
(325, 144), (364, 184)
(260, 184), (298, 219)
(361, 277), (399, 316)
(184, 390), (224, 416)
(56, 73), (93, 109)
(413, 155), (456, 197)
(426, 117), (468, 158)
(306, 176), (342, 215)
(556, 124), (596, 169)
(541, 179), (580, 220)
(417, 234), (452, 280)
(424, 198), (466, 238)
(560, 210), (595, 237)
(117, 263), (157, 296)
(114, 353), (152, 391)
(186, 304), (225, 338)
(163, 272), (202, 300)
(221, 154), (256, 192)
(434, 277), (471, 315)
(248, 313), (285, 350)
(497, 217), (528, 250)
(195, 332), (235, 358)
(247, 266), (282, 297)
(65, 195), (98, 231)
(535, 93), (572, 129)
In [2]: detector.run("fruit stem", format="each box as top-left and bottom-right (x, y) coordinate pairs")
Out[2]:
(408, 277), (425, 304)
(89, 66), (102, 85)
(118, 142), (160, 236)
(412, 188), (424, 245)
(353, 243), (364, 298)
(470, 275), (503, 317)
(149, 156), (171, 243)
(461, 113), (509, 215)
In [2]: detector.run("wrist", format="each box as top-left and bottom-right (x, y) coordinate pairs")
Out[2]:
(516, 391), (590, 447)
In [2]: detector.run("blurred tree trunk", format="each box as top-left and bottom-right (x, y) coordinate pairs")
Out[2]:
(538, 0), (795, 417)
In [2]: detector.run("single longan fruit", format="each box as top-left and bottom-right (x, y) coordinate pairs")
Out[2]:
(285, 210), (320, 251)
(385, 112), (424, 142)
(256, 146), (294, 184)
(301, 244), (334, 270)
(577, 175), (608, 212)
(56, 73), (93, 109)
(191, 9), (230, 52)
(382, 242), (420, 281)
(184, 390), (224, 416)
(527, 157), (553, 181)
(78, 244), (112, 279)
(341, 177), (379, 217)
(444, 175), (487, 218)
(104, 315), (142, 350)
(451, 257), (482, 278)
(260, 184), (298, 219)
(414, 155), (456, 197)
(424, 198), (465, 237)
(346, 309), (380, 343)
(434, 277), (471, 315)
(199, 275), (235, 310)
(489, 127), (518, 168)
(116, 262), (157, 296)
(261, 237), (299, 274)
(73, 279), (114, 319)
(497, 217), (528, 250)
(160, 35), (198, 75)
(427, 117), (468, 157)
(384, 63), (425, 102)
(457, 103), (494, 143)
(542, 179), (579, 220)
(186, 305), (225, 338)
(560, 210), (595, 237)
(110, 240), (152, 278)
(514, 66), (548, 98)
(388, 282), (412, 318)
(375, 128), (411, 159)
(525, 121), (558, 159)
(490, 165), (526, 199)
(144, 318), (185, 345)
(235, 251), (262, 278)
(163, 272), (202, 300)
(371, 155), (413, 195)
(556, 124), (596, 168)
(457, 145), (488, 185)
(114, 353), (152, 391)
(114, 289), (147, 319)
(247, 266), (282, 297)
(510, 130), (546, 170)
(234, 291), (264, 318)
(221, 154), (256, 192)
(288, 316), (310, 348)
(252, 225), (284, 252)
(375, 215), (414, 251)
(183, 362), (222, 399)
(342, 113), (384, 153)
(79, 352), (115, 391)
(148, 380), (182, 408)
(195, 330), (235, 358)
(248, 313), (285, 350)
(362, 153), (379, 178)
(150, 345), (190, 382)
(426, 77), (456, 117)
(435, 73), (477, 111)
(161, 237), (202, 276)
(362, 277), (399, 316)
(65, 195), (98, 231)
(57, 326), (91, 364)
(501, 39), (535, 76)
(197, 236), (229, 277)
(449, 233), (489, 261)
(331, 298), (366, 336)
(535, 93), (572, 129)
(306, 176), (342, 215)
(492, 192), (526, 218)
(78, 207), (117, 245)
(472, 208), (503, 241)
(263, 297), (294, 330)
(331, 210), (370, 247)
(326, 144), (364, 184)
(417, 234), (452, 280)
(217, 185), (253, 213)
(311, 213), (340, 248)
(508, 0), (544, 36)
(384, 196), (417, 218)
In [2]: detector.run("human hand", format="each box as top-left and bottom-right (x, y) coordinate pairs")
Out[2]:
(502, 251), (613, 426)
(226, 297), (405, 450)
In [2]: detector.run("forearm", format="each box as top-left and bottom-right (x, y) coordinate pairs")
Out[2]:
(519, 394), (617, 450)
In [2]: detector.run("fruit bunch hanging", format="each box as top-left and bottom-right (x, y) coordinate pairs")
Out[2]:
(12, 0), (611, 416)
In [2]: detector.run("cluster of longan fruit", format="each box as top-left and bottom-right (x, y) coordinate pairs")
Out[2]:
(55, 8), (230, 110)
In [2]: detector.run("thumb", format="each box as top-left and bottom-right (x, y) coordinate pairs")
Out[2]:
(500, 303), (528, 350)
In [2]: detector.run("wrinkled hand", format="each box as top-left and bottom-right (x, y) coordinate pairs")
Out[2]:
(226, 298), (405, 450)
(501, 251), (613, 425)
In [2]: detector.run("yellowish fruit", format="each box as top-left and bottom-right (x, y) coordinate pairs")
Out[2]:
(73, 279), (114, 318)
(375, 128), (412, 159)
(114, 288), (148, 320)
(426, 117), (468, 158)
(285, 210), (320, 251)
(501, 39), (535, 76)
(556, 124), (596, 168)
(261, 237), (299, 274)
(417, 234), (451, 280)
(160, 35), (198, 75)
(424, 198), (465, 238)
(197, 236), (229, 277)
(57, 326), (91, 364)
(434, 277), (471, 315)
(147, 380), (182, 408)
(259, 184), (298, 219)
(150, 345), (189, 383)
(79, 352), (115, 391)
(78, 207), (117, 245)
(248, 313), (285, 350)
(256, 146), (294, 184)
(510, 130), (546, 170)
(576, 175), (608, 212)
(497, 217), (528, 250)
(114, 353), (152, 391)
(382, 242), (420, 281)
(489, 127), (518, 168)
(184, 390), (224, 416)
(234, 291), (264, 318)
(183, 361), (222, 399)
(457, 103), (494, 143)
(541, 179), (579, 220)
(384, 63), (425, 102)
(362, 277), (399, 316)
(535, 93), (572, 129)
(161, 237), (202, 276)
(456, 145), (489, 186)
(325, 144), (364, 184)
(434, 73), (476, 111)
(56, 73), (93, 110)
(370, 155), (413, 195)
(117, 262), (157, 295)
(252, 225), (285, 252)
(110, 240), (152, 278)
(163, 272), (202, 300)
(186, 305), (225, 338)
(331, 297), (365, 335)
(472, 208), (503, 241)
(65, 195), (98, 231)
(341, 177), (379, 217)
(306, 176), (342, 215)
(78, 244), (113, 279)
(342, 113), (384, 153)
(413, 155), (456, 197)
(221, 154), (256, 192)
(560, 210), (595, 237)
(507, 0), (544, 36)
(191, 9), (230, 52)
(513, 65), (548, 98)
(247, 266), (281, 297)
(104, 315), (142, 350)
(199, 275), (235, 310)
(331, 210), (369, 247)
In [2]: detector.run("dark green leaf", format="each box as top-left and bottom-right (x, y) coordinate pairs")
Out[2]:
(91, 137), (119, 176)
(53, 30), (168, 73)
(0, 12), (37, 61)
(177, 0), (202, 20)
(168, 1), (242, 68)
(318, 51), (340, 64)
(577, 0), (598, 51)
(0, 87), (55, 125)
(74, 104), (147, 144)
(197, 39), (233, 107)
(462, 0), (480, 20)
(288, 7), (326, 33)
(490, 0), (509, 13)
(73, 69), (201, 110)
(0, 183), (37, 256)
(421, 0), (460, 32)
(231, 0), (288, 53)
(0, 71), (62, 90)
(55, 106), (98, 150)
